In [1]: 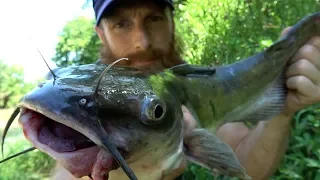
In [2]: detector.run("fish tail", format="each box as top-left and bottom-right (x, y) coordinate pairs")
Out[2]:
(217, 12), (320, 124)
(266, 12), (320, 60)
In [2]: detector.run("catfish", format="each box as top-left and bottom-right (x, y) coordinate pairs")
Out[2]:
(2, 11), (320, 180)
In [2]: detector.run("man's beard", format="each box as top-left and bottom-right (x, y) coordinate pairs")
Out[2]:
(98, 38), (186, 73)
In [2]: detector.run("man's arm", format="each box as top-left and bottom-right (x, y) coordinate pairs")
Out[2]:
(50, 164), (91, 180)
(216, 114), (292, 180)
(216, 27), (320, 180)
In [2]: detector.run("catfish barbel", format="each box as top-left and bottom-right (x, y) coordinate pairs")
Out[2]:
(2, 11), (320, 180)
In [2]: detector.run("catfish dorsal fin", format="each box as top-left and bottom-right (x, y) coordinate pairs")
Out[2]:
(169, 64), (216, 77)
(184, 128), (251, 180)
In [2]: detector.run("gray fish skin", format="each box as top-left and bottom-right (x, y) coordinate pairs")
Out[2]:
(5, 11), (320, 180)
(171, 11), (320, 131)
(18, 65), (185, 180)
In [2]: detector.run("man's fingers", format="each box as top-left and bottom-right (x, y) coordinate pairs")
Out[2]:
(181, 105), (197, 137)
(285, 59), (320, 85)
(290, 42), (320, 69)
(307, 36), (320, 51)
(284, 92), (307, 115)
(286, 75), (319, 99)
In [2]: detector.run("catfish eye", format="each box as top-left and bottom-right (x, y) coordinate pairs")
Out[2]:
(79, 98), (87, 106)
(141, 96), (166, 125)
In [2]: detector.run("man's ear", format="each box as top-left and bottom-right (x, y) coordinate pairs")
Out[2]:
(95, 25), (107, 44)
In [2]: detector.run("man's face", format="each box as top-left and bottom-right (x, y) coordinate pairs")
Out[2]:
(95, 1), (183, 72)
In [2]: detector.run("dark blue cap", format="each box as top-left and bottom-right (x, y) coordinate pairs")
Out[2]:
(93, 0), (174, 25)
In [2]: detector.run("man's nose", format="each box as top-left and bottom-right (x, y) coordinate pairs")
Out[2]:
(133, 27), (151, 51)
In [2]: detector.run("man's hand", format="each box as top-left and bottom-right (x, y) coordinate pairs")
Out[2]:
(178, 27), (320, 180)
(281, 27), (320, 117)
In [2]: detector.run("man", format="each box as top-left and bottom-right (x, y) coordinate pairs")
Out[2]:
(52, 0), (320, 179)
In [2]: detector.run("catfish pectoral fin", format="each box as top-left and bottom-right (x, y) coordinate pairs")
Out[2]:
(184, 128), (251, 180)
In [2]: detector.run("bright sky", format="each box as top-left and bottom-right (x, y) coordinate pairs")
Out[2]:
(0, 0), (95, 82)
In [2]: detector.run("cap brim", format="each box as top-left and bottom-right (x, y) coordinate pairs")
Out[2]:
(95, 0), (115, 25)
(95, 0), (174, 25)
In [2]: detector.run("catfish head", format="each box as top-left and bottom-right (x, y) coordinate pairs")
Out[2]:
(17, 64), (185, 180)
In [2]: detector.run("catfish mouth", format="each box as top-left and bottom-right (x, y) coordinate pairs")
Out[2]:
(38, 114), (96, 153)
(19, 107), (128, 179)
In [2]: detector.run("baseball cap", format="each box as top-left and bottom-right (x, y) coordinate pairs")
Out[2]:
(93, 0), (174, 25)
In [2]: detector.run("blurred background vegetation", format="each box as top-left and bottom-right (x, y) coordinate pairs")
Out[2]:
(1, 0), (320, 179)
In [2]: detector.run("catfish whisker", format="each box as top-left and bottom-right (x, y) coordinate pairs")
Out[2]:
(92, 57), (138, 180)
(94, 58), (129, 99)
(0, 147), (36, 164)
(1, 107), (20, 159)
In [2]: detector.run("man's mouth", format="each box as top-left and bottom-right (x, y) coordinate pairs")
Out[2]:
(18, 108), (127, 179)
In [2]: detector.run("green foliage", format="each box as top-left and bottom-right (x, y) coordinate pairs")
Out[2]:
(0, 60), (36, 108)
(25, 0), (320, 179)
(0, 127), (55, 180)
(173, 0), (320, 179)
(174, 0), (320, 65)
(180, 105), (320, 180)
(271, 104), (320, 180)
(182, 162), (238, 180)
(52, 16), (101, 67)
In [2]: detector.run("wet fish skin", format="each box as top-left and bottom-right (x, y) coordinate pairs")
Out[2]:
(17, 64), (185, 180)
(168, 11), (320, 130)
(2, 11), (320, 180)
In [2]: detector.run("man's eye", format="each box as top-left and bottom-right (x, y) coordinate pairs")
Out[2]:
(149, 15), (164, 22)
(114, 20), (130, 28)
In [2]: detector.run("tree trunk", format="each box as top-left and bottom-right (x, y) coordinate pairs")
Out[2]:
(1, 91), (13, 109)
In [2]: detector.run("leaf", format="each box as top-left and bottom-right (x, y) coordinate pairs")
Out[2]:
(305, 158), (320, 168)
(52, 16), (101, 67)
